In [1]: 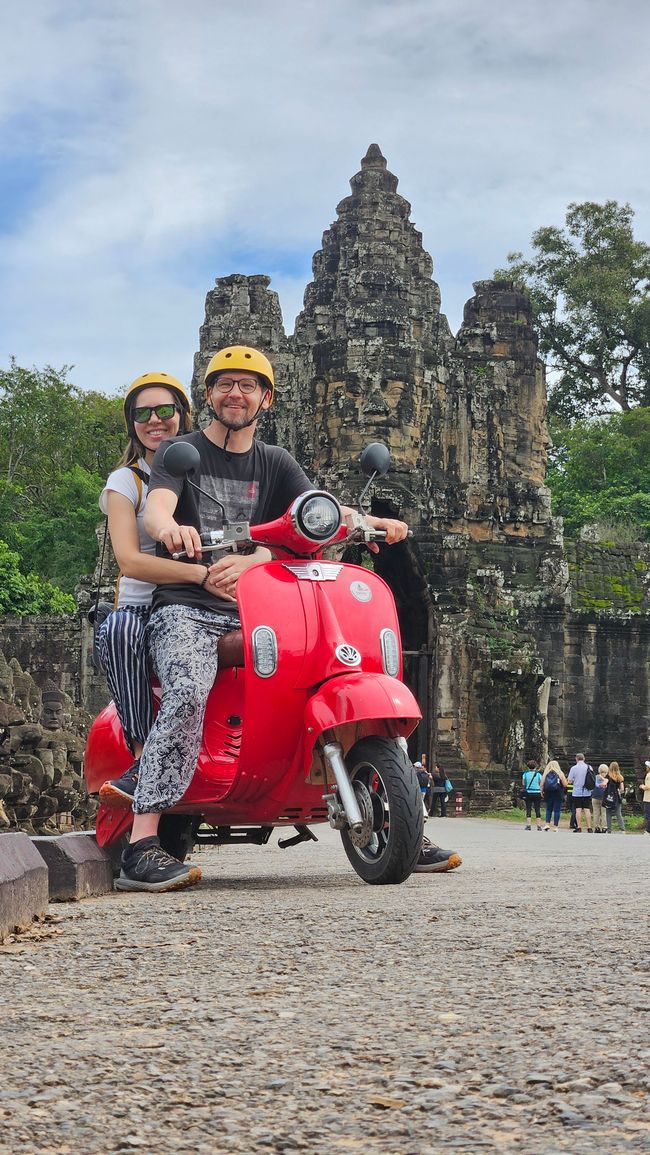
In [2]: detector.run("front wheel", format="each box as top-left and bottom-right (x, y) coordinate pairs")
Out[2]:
(340, 737), (423, 884)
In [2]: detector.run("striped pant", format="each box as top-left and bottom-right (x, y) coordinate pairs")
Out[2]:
(97, 605), (153, 755)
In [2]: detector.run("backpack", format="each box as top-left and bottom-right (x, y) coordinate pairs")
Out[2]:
(584, 765), (596, 791)
(545, 770), (561, 791)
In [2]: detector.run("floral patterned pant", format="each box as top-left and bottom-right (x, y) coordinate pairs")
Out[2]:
(133, 603), (240, 814)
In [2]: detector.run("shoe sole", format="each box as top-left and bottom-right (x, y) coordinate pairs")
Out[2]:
(99, 782), (136, 808)
(413, 853), (463, 874)
(114, 866), (202, 893)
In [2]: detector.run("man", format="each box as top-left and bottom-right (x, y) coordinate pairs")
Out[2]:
(567, 752), (593, 832)
(104, 346), (461, 889)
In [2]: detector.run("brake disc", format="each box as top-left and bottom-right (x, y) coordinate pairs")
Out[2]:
(348, 780), (375, 848)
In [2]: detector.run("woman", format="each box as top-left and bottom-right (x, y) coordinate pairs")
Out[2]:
(603, 761), (625, 833)
(540, 759), (567, 831)
(591, 763), (609, 832)
(97, 372), (196, 799)
(640, 760), (650, 834)
(521, 759), (543, 830)
(429, 763), (448, 817)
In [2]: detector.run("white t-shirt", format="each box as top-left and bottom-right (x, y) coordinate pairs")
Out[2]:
(100, 460), (155, 607)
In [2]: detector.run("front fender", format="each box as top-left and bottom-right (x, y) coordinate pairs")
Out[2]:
(303, 673), (421, 769)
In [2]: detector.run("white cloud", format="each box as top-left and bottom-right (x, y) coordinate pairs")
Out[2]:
(1, 0), (649, 390)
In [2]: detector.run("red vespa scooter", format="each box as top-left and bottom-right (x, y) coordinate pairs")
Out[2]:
(84, 442), (424, 884)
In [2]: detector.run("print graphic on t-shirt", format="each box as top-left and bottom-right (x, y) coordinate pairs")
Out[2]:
(198, 476), (260, 531)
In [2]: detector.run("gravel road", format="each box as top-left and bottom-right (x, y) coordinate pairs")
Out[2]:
(2, 817), (648, 1155)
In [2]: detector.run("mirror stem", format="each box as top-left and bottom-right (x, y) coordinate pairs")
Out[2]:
(186, 479), (226, 521)
(357, 470), (378, 513)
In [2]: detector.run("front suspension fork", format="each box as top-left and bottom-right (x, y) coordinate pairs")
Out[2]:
(321, 741), (364, 834)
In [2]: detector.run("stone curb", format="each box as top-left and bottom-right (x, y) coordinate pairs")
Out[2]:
(0, 831), (49, 942)
(31, 831), (114, 902)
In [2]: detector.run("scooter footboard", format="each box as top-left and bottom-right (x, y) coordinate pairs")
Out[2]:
(302, 673), (421, 771)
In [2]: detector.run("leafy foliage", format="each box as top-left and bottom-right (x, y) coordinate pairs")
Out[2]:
(547, 408), (650, 538)
(495, 201), (650, 420)
(0, 540), (75, 615)
(0, 360), (124, 597)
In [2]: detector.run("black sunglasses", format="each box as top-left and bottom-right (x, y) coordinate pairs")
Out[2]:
(132, 403), (179, 423)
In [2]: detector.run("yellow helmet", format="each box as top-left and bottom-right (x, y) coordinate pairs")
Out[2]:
(204, 346), (275, 405)
(123, 372), (191, 429)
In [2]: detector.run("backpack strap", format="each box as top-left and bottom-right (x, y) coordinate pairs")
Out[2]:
(128, 465), (148, 515)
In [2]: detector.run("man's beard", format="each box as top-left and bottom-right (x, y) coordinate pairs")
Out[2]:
(210, 403), (253, 431)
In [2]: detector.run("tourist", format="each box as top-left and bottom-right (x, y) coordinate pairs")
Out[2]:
(540, 759), (567, 830)
(414, 761), (430, 818)
(521, 759), (543, 831)
(591, 764), (609, 832)
(100, 346), (461, 891)
(603, 761), (625, 833)
(97, 373), (193, 778)
(429, 762), (448, 817)
(640, 760), (650, 834)
(567, 753), (593, 832)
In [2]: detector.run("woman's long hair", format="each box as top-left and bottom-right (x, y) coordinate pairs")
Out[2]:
(608, 761), (624, 782)
(118, 384), (192, 467)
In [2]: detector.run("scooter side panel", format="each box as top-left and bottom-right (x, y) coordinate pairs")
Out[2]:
(84, 704), (132, 793)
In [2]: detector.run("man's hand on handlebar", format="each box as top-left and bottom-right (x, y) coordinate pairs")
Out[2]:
(204, 547), (273, 602)
(342, 510), (409, 554)
(366, 515), (409, 545)
(158, 522), (204, 560)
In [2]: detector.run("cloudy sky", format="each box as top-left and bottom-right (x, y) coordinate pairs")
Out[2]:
(1, 0), (648, 394)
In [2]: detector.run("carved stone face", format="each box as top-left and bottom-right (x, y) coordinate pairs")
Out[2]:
(0, 658), (13, 703)
(315, 374), (421, 466)
(40, 698), (65, 730)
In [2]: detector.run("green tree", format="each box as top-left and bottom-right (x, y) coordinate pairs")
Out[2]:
(9, 467), (105, 593)
(547, 409), (650, 538)
(0, 360), (124, 590)
(0, 540), (75, 615)
(496, 201), (650, 420)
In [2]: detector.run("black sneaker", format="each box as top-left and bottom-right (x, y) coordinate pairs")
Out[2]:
(99, 760), (140, 808)
(413, 836), (462, 874)
(114, 837), (201, 893)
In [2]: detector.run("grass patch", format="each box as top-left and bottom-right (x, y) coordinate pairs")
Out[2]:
(472, 807), (646, 831)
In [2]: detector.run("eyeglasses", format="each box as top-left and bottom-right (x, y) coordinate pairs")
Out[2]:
(132, 403), (179, 423)
(211, 377), (260, 395)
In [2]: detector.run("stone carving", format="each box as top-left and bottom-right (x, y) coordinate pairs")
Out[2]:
(187, 144), (650, 803)
(0, 652), (96, 835)
(1, 144), (649, 819)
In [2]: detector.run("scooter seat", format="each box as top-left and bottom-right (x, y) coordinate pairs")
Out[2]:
(217, 629), (244, 668)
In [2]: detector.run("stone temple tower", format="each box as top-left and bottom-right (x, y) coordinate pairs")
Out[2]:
(188, 145), (650, 786)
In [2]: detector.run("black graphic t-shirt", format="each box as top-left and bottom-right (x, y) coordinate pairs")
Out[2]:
(148, 431), (313, 612)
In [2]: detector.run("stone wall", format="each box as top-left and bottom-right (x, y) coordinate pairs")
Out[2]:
(187, 144), (650, 798)
(2, 143), (649, 819)
(0, 644), (99, 834)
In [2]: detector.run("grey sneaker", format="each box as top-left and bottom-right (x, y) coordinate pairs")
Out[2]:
(413, 836), (462, 874)
(99, 760), (140, 808)
(115, 837), (201, 893)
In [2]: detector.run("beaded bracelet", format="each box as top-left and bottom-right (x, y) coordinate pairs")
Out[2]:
(199, 567), (210, 588)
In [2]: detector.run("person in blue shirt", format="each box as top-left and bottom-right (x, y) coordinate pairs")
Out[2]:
(521, 759), (543, 830)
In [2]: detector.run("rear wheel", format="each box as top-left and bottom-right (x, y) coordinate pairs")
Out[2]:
(158, 814), (197, 862)
(340, 737), (423, 884)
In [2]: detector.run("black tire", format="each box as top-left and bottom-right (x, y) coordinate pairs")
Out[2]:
(340, 737), (423, 884)
(105, 833), (129, 878)
(158, 814), (197, 862)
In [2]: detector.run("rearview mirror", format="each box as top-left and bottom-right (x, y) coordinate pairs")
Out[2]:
(162, 441), (201, 478)
(359, 442), (391, 478)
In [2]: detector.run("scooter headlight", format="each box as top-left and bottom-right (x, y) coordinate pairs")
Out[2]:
(291, 491), (342, 542)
